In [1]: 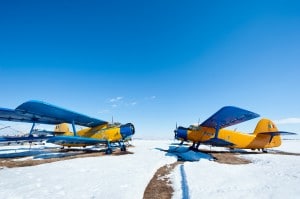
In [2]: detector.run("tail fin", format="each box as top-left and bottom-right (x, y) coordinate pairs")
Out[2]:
(253, 118), (281, 147)
(253, 118), (278, 135)
(54, 123), (71, 135)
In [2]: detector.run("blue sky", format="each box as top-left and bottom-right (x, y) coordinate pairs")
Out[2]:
(0, 0), (300, 138)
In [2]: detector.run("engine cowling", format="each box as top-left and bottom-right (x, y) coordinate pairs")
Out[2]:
(120, 123), (135, 139)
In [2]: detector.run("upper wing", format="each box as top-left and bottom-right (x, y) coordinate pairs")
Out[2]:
(200, 106), (260, 129)
(0, 100), (107, 127)
(0, 107), (35, 122)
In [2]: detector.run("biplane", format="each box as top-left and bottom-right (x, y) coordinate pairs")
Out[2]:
(174, 106), (296, 152)
(0, 100), (135, 154)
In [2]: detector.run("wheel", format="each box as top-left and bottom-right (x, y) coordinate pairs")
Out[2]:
(121, 145), (126, 152)
(262, 149), (268, 153)
(105, 148), (112, 154)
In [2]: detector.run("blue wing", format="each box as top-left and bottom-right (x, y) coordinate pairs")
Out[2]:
(0, 107), (35, 122)
(0, 135), (51, 145)
(200, 106), (260, 129)
(204, 138), (234, 147)
(46, 136), (106, 146)
(0, 100), (107, 127)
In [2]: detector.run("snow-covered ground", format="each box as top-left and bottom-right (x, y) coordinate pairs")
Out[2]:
(0, 140), (176, 199)
(0, 139), (300, 199)
(171, 139), (300, 199)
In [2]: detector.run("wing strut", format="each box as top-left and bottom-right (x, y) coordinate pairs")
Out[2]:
(72, 120), (77, 136)
(214, 126), (220, 139)
(29, 123), (35, 136)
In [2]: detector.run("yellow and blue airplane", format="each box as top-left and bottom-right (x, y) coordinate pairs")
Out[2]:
(0, 100), (135, 154)
(174, 106), (296, 152)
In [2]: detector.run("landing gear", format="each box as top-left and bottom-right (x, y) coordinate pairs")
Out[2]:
(119, 141), (127, 152)
(189, 142), (200, 151)
(262, 149), (268, 153)
(106, 141), (112, 154)
(121, 145), (126, 152)
(105, 148), (112, 154)
(104, 140), (127, 154)
(253, 148), (268, 153)
(189, 142), (196, 150)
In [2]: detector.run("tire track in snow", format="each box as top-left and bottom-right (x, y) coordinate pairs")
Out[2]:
(180, 164), (190, 199)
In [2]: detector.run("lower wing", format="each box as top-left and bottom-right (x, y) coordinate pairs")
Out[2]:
(46, 136), (106, 147)
(204, 138), (234, 147)
(0, 135), (51, 145)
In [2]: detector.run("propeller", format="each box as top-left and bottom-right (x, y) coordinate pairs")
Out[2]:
(174, 122), (178, 140)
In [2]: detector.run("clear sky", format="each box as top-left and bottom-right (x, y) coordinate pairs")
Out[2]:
(0, 0), (300, 138)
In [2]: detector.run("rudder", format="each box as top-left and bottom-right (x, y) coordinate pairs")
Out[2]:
(253, 118), (278, 135)
(253, 118), (281, 147)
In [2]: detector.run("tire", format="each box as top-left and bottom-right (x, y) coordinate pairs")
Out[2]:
(105, 148), (112, 154)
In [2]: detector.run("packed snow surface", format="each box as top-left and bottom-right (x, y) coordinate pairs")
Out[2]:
(0, 140), (176, 199)
(171, 139), (300, 199)
(0, 139), (300, 199)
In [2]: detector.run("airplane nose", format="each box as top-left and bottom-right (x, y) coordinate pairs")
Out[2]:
(120, 123), (135, 139)
(174, 127), (188, 141)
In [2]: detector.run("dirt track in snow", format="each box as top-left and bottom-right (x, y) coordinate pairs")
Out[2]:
(0, 149), (133, 168)
(143, 149), (300, 199)
(1, 146), (300, 199)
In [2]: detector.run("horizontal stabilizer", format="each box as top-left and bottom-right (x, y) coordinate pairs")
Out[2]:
(259, 131), (297, 144)
(259, 131), (297, 136)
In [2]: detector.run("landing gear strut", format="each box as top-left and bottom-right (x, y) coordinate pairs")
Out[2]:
(119, 141), (127, 152)
(121, 145), (126, 152)
(106, 141), (112, 154)
(189, 142), (200, 151)
(262, 149), (268, 153)
(105, 148), (112, 154)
